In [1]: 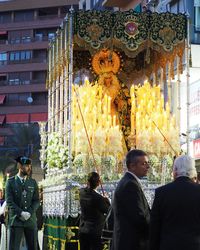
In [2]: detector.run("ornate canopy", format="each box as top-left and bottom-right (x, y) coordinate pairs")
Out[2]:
(74, 10), (186, 54)
(73, 10), (187, 84)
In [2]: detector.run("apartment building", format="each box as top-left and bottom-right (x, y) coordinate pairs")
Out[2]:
(79, 0), (113, 10)
(0, 0), (78, 146)
(103, 0), (146, 10)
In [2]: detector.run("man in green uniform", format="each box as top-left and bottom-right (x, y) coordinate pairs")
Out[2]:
(5, 156), (40, 250)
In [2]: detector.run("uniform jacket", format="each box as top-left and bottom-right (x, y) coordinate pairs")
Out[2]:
(79, 187), (110, 236)
(112, 172), (150, 250)
(150, 176), (200, 250)
(5, 175), (39, 229)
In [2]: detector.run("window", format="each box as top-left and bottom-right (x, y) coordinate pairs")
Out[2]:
(195, 1), (200, 32)
(7, 93), (29, 104)
(35, 33), (43, 41)
(21, 51), (31, 60)
(48, 33), (55, 41)
(32, 71), (46, 80)
(9, 79), (20, 85)
(0, 12), (11, 23)
(8, 72), (30, 85)
(0, 53), (7, 61)
(8, 94), (18, 102)
(19, 93), (29, 103)
(10, 52), (20, 61)
(9, 51), (31, 61)
(22, 36), (31, 43)
(14, 10), (34, 22)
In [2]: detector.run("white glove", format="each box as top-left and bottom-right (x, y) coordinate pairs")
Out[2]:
(21, 211), (31, 221)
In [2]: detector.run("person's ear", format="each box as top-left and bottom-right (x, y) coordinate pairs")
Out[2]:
(173, 171), (177, 179)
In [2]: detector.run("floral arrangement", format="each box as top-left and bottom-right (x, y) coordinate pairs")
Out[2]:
(46, 132), (68, 169)
(73, 153), (120, 181)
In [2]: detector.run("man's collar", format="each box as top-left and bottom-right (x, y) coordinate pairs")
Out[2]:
(17, 174), (27, 182)
(126, 171), (142, 185)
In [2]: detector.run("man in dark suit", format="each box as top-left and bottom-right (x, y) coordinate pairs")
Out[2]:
(112, 149), (150, 250)
(150, 155), (200, 250)
(5, 156), (40, 250)
(79, 172), (110, 250)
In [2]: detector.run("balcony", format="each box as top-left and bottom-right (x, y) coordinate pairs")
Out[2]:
(0, 37), (49, 52)
(0, 105), (48, 115)
(103, 0), (141, 9)
(4, 99), (47, 106)
(0, 15), (66, 31)
(0, 58), (47, 66)
(0, 79), (45, 87)
(0, 81), (46, 94)
(0, 60), (47, 73)
(0, 40), (8, 45)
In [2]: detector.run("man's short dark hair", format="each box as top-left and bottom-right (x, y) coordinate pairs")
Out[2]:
(87, 172), (100, 189)
(126, 149), (147, 169)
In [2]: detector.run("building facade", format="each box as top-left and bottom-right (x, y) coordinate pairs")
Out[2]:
(103, 0), (146, 10)
(79, 0), (113, 10)
(0, 0), (79, 147)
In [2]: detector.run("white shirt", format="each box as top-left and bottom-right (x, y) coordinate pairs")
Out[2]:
(17, 174), (26, 183)
(127, 171), (142, 187)
(0, 201), (6, 216)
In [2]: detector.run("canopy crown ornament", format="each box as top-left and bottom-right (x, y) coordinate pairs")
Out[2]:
(92, 48), (121, 75)
(124, 21), (139, 37)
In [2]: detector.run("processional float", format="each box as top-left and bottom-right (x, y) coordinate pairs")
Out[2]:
(38, 9), (188, 250)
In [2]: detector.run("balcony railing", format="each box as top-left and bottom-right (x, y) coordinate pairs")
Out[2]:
(4, 100), (48, 106)
(0, 36), (49, 45)
(37, 14), (65, 20)
(0, 40), (8, 45)
(0, 13), (66, 24)
(0, 58), (47, 65)
(0, 79), (46, 86)
(9, 36), (49, 45)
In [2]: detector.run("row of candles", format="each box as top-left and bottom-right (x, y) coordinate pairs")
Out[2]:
(130, 81), (180, 155)
(72, 81), (123, 157)
(71, 80), (180, 158)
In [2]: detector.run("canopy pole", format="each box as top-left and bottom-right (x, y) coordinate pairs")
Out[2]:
(186, 14), (191, 155)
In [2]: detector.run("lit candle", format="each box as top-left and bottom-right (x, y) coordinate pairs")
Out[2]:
(113, 115), (116, 127)
(108, 96), (111, 114)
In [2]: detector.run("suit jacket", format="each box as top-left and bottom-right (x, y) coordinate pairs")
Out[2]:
(150, 176), (200, 250)
(112, 172), (150, 250)
(5, 175), (39, 229)
(79, 187), (110, 236)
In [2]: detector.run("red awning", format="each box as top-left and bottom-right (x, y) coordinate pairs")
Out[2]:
(30, 113), (48, 122)
(6, 113), (29, 123)
(0, 31), (7, 35)
(0, 115), (5, 124)
(0, 95), (6, 104)
(0, 136), (4, 146)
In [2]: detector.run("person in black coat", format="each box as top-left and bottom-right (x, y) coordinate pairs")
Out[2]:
(150, 155), (200, 250)
(112, 149), (150, 250)
(79, 172), (110, 250)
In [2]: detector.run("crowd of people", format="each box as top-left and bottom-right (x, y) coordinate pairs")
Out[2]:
(0, 150), (200, 250)
(79, 150), (200, 250)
